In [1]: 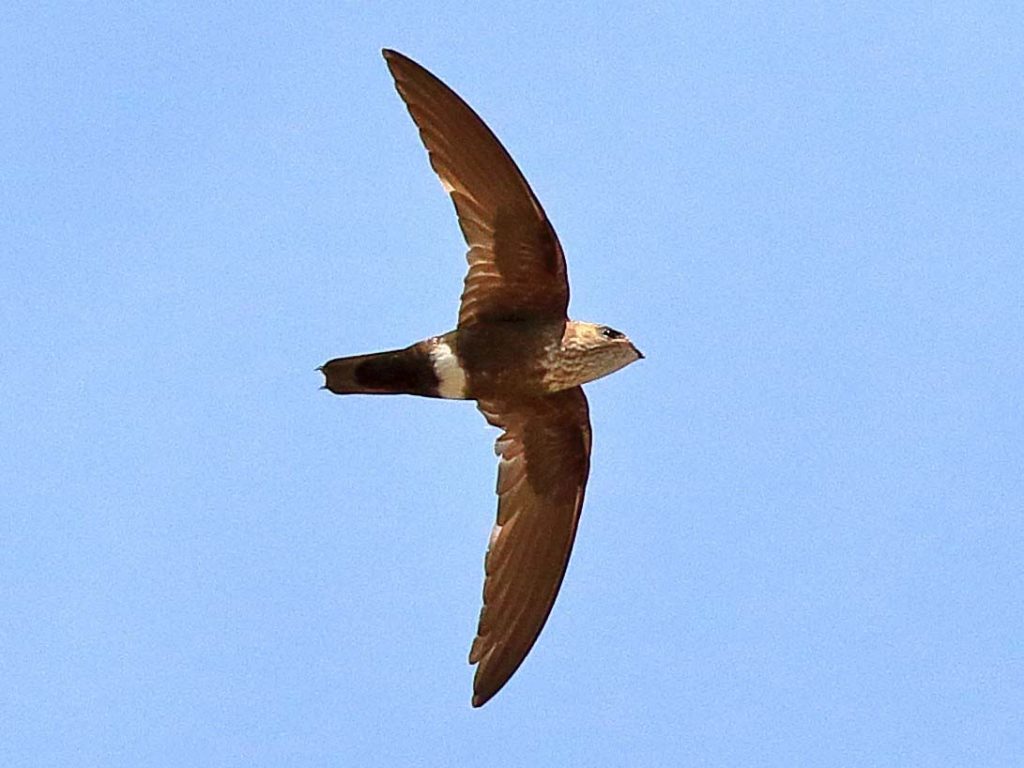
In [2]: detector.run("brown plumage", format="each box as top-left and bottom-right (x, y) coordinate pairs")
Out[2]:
(320, 49), (642, 707)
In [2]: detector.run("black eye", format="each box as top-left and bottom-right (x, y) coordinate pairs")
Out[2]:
(601, 326), (625, 340)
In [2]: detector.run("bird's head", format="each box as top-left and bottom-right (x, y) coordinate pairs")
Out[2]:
(560, 321), (644, 386)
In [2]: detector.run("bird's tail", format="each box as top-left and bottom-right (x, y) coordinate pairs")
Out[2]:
(319, 342), (442, 397)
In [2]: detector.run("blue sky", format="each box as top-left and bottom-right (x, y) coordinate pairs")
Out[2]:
(3, 2), (1022, 766)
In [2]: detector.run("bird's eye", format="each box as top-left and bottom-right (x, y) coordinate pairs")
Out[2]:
(601, 326), (625, 340)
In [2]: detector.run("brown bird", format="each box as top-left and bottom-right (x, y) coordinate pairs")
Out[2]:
(321, 49), (643, 707)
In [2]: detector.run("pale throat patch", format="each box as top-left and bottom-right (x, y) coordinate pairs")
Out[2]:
(429, 340), (468, 399)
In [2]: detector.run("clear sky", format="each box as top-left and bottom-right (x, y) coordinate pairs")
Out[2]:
(3, 3), (1022, 766)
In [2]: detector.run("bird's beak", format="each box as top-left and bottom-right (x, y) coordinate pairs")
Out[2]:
(634, 345), (645, 360)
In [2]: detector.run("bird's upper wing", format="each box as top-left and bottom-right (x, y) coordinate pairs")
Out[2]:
(470, 387), (591, 706)
(382, 49), (570, 328)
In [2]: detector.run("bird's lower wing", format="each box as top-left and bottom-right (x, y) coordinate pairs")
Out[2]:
(470, 387), (592, 706)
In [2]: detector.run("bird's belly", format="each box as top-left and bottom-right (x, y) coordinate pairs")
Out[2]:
(467, 362), (552, 397)
(452, 323), (565, 399)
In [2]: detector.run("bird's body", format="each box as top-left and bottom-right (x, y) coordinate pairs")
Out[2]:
(322, 320), (639, 401)
(321, 49), (642, 707)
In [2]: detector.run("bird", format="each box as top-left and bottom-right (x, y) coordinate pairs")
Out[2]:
(320, 48), (643, 707)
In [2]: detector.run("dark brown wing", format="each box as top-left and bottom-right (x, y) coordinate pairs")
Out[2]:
(382, 49), (570, 328)
(470, 387), (591, 706)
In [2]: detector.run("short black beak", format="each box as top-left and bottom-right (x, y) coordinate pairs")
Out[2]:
(635, 346), (645, 360)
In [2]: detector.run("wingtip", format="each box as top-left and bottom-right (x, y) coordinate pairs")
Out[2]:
(382, 48), (403, 78)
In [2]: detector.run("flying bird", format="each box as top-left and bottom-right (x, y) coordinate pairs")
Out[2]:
(321, 48), (643, 707)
